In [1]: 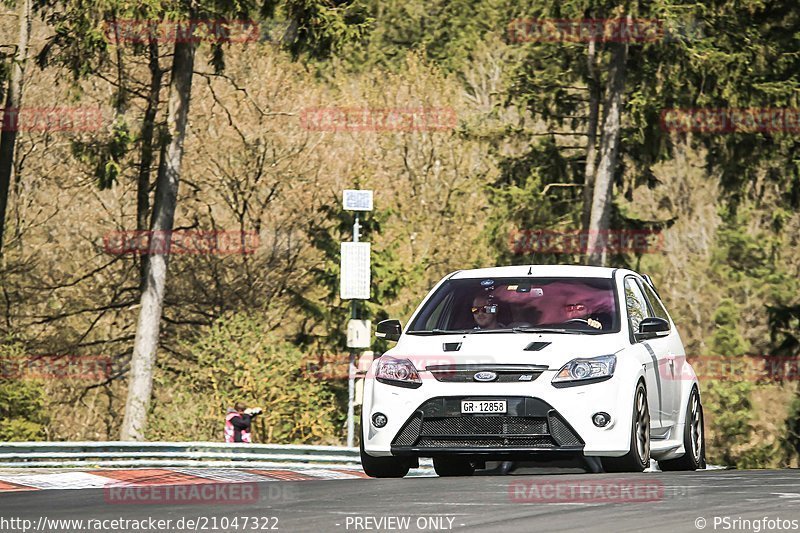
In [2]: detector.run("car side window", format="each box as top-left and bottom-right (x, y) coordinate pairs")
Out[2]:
(422, 292), (450, 330)
(624, 277), (649, 335)
(641, 282), (670, 324)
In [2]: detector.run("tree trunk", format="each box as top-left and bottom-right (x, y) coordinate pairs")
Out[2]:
(0, 0), (32, 257)
(581, 39), (600, 233)
(121, 36), (196, 441)
(586, 41), (628, 267)
(137, 34), (163, 292)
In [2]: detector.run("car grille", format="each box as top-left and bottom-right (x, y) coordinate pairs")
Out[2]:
(422, 416), (548, 436)
(416, 436), (556, 448)
(426, 365), (547, 383)
(391, 397), (583, 450)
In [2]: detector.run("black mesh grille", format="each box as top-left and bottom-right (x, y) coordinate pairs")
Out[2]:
(511, 437), (557, 447)
(548, 414), (582, 446)
(505, 417), (548, 434)
(393, 412), (423, 446)
(416, 436), (557, 448)
(421, 417), (547, 436)
(390, 398), (583, 450)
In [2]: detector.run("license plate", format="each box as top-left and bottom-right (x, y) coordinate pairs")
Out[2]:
(460, 400), (507, 414)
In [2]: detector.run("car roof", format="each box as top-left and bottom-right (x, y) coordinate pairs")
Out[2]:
(448, 264), (620, 279)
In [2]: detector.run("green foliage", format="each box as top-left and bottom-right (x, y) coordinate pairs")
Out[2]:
(343, 0), (513, 73)
(148, 313), (342, 443)
(767, 305), (800, 357)
(6, 0), (799, 462)
(645, 1), (800, 209)
(282, 0), (371, 59)
(36, 6), (111, 79)
(71, 120), (134, 189)
(0, 52), (9, 97)
(707, 205), (799, 353)
(785, 390), (800, 464)
(485, 136), (583, 266)
(735, 439), (780, 470)
(0, 342), (48, 441)
(703, 379), (754, 467)
(293, 200), (407, 353)
(710, 299), (750, 356)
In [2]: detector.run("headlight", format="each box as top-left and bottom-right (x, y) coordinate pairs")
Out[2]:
(375, 356), (422, 388)
(552, 355), (616, 384)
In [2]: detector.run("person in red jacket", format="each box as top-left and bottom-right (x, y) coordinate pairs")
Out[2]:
(224, 402), (262, 443)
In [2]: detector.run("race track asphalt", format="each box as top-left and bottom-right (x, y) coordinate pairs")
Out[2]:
(1, 468), (798, 533)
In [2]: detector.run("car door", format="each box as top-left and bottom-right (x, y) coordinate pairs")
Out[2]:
(623, 276), (667, 430)
(639, 280), (683, 429)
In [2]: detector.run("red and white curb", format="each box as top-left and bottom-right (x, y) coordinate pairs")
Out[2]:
(0, 467), (370, 493)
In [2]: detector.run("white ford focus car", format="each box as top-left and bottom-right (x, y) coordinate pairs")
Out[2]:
(361, 265), (705, 477)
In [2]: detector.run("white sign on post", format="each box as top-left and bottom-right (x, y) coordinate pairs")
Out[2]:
(342, 190), (374, 211)
(347, 319), (372, 348)
(354, 351), (374, 406)
(340, 242), (371, 299)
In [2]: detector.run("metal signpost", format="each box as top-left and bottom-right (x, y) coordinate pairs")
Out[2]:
(341, 190), (373, 448)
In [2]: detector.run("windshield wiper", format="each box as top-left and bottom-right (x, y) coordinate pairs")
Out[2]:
(409, 327), (592, 335)
(511, 327), (588, 335)
(406, 329), (471, 336)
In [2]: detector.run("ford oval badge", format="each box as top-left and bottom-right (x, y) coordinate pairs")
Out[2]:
(473, 371), (498, 382)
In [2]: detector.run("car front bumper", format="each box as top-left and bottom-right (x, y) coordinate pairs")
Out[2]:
(362, 367), (639, 459)
(389, 396), (584, 457)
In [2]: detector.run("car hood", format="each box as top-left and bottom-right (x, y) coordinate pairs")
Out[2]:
(385, 332), (625, 370)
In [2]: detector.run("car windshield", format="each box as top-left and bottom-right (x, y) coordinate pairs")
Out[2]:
(408, 277), (619, 334)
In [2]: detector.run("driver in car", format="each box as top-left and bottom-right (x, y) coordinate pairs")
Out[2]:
(471, 294), (506, 329)
(564, 302), (602, 329)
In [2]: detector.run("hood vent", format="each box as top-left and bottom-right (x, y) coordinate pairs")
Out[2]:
(524, 341), (551, 352)
(443, 342), (462, 352)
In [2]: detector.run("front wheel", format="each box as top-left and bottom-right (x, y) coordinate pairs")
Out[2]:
(602, 382), (650, 473)
(659, 387), (705, 471)
(360, 434), (410, 478)
(433, 457), (476, 477)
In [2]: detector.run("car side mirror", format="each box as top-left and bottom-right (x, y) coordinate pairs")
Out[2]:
(376, 319), (402, 342)
(634, 317), (670, 341)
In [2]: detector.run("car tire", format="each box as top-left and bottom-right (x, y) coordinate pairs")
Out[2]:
(360, 433), (411, 478)
(602, 381), (650, 473)
(658, 387), (705, 471)
(433, 457), (476, 477)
